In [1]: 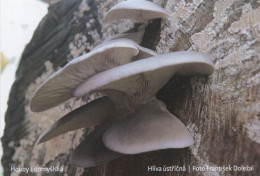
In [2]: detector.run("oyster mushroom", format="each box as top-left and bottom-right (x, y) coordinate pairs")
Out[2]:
(70, 51), (213, 155)
(73, 51), (214, 106)
(103, 98), (194, 154)
(31, 0), (216, 168)
(37, 97), (115, 144)
(34, 49), (213, 168)
(105, 0), (168, 22)
(30, 38), (148, 112)
(93, 39), (157, 60)
(33, 42), (158, 167)
(34, 42), (158, 144)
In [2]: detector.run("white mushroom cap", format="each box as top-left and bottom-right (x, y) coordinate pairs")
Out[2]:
(30, 39), (139, 112)
(102, 98), (194, 154)
(93, 38), (157, 59)
(37, 97), (115, 144)
(73, 51), (214, 105)
(105, 0), (169, 22)
(70, 121), (122, 167)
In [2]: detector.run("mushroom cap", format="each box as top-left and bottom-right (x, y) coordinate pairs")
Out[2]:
(102, 98), (194, 154)
(94, 39), (157, 60)
(37, 97), (115, 144)
(105, 0), (169, 22)
(30, 39), (139, 112)
(73, 51), (214, 105)
(70, 120), (122, 168)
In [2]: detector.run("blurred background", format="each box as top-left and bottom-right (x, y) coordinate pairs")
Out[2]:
(0, 0), (48, 174)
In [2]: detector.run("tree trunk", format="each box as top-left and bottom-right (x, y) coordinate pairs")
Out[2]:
(2, 0), (259, 175)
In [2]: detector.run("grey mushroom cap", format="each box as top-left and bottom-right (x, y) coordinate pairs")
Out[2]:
(70, 120), (122, 168)
(37, 97), (115, 144)
(102, 98), (194, 154)
(73, 51), (214, 105)
(94, 39), (157, 60)
(30, 38), (139, 112)
(105, 0), (169, 22)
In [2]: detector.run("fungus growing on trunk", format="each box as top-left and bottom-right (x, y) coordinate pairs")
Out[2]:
(103, 98), (194, 154)
(30, 0), (215, 168)
(73, 51), (214, 105)
(32, 50), (213, 167)
(105, 0), (168, 22)
(30, 39), (146, 112)
(37, 97), (115, 144)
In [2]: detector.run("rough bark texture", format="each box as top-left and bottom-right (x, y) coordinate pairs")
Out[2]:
(1, 0), (260, 176)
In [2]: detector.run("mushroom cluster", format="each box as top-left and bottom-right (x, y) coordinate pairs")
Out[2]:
(30, 0), (214, 168)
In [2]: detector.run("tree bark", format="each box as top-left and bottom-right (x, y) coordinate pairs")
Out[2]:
(2, 0), (259, 175)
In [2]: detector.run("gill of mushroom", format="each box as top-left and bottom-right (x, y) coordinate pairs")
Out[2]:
(30, 38), (156, 112)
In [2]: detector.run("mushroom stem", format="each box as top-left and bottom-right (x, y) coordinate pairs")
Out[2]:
(99, 89), (137, 114)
